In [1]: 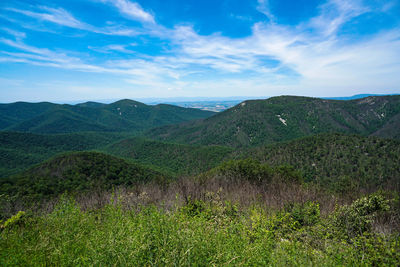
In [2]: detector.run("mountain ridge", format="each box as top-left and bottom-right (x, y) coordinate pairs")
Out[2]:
(147, 95), (400, 147)
(0, 99), (215, 134)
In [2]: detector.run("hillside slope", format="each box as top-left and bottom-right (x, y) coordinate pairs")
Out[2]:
(239, 133), (400, 192)
(0, 131), (129, 177)
(0, 102), (56, 129)
(147, 95), (400, 147)
(104, 133), (400, 191)
(102, 137), (233, 176)
(0, 151), (169, 199)
(2, 99), (215, 134)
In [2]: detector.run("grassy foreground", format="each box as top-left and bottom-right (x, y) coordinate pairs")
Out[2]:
(1, 192), (399, 266)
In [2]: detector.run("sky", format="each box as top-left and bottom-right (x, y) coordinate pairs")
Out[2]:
(0, 0), (400, 103)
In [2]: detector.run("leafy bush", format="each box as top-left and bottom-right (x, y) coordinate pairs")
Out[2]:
(332, 192), (390, 238)
(181, 191), (239, 223)
(1, 211), (26, 230)
(217, 158), (273, 183)
(214, 159), (303, 184)
(285, 201), (320, 227)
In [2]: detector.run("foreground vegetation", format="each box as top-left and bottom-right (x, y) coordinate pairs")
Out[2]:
(1, 190), (399, 266)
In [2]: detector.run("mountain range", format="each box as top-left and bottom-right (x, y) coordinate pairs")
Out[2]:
(0, 99), (215, 134)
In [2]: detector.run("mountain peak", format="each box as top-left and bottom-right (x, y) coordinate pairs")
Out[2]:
(110, 99), (147, 107)
(75, 101), (106, 108)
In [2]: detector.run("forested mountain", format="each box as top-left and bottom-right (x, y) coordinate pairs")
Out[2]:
(0, 102), (57, 129)
(0, 151), (169, 200)
(238, 133), (400, 192)
(148, 95), (400, 147)
(0, 99), (215, 134)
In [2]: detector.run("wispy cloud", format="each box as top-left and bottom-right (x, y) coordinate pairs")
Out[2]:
(88, 44), (136, 54)
(0, 28), (26, 40)
(99, 0), (155, 24)
(6, 6), (87, 29)
(257, 0), (275, 23)
(306, 0), (369, 37)
(0, 37), (180, 88)
(5, 6), (141, 36)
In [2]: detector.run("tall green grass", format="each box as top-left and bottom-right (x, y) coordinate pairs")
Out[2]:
(1, 192), (399, 266)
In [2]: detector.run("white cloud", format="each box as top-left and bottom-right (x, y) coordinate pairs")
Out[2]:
(5, 6), (142, 36)
(88, 44), (136, 54)
(100, 0), (155, 24)
(0, 28), (26, 39)
(7, 7), (86, 29)
(306, 0), (369, 37)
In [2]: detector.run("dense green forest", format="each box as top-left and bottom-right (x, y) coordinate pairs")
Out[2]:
(0, 131), (130, 177)
(238, 133), (400, 192)
(1, 95), (399, 265)
(2, 131), (398, 194)
(0, 152), (168, 202)
(101, 137), (233, 176)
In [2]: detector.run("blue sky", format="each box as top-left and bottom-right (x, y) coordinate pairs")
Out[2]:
(0, 0), (399, 102)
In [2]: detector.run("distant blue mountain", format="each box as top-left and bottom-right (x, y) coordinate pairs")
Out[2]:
(323, 94), (399, 100)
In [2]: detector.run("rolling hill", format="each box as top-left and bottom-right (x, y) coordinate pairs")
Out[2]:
(1, 99), (215, 134)
(102, 137), (233, 176)
(0, 102), (56, 129)
(147, 95), (400, 147)
(0, 151), (169, 199)
(0, 131), (129, 177)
